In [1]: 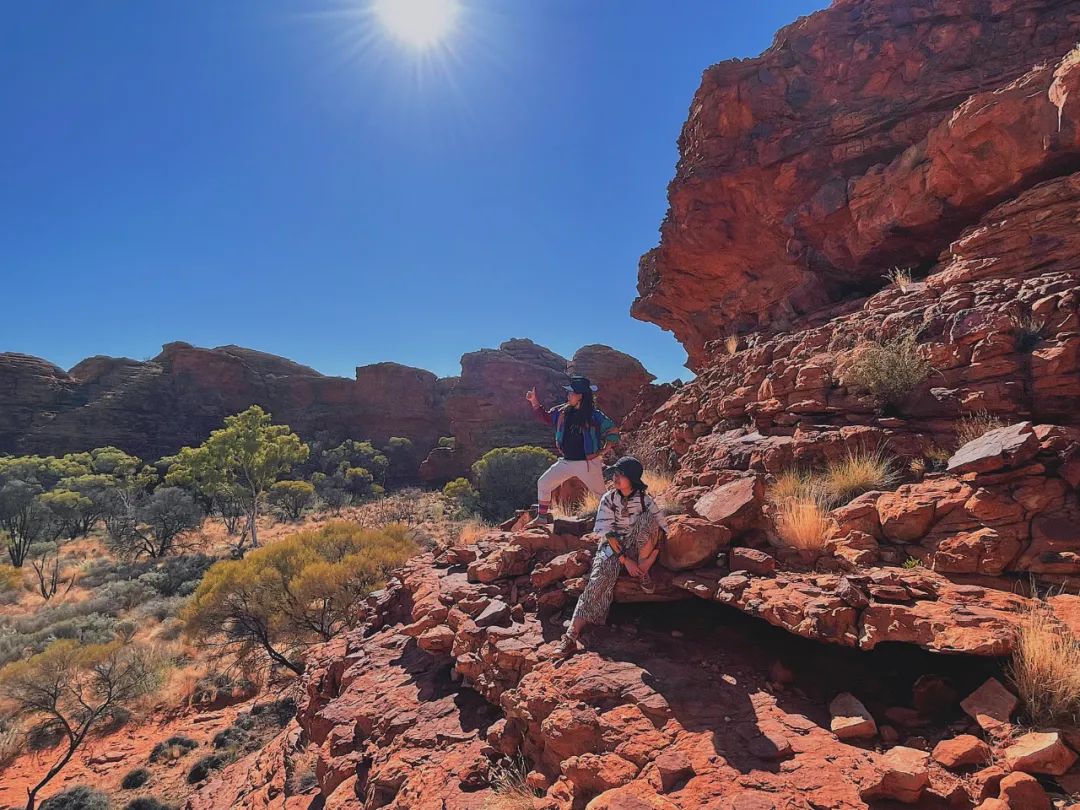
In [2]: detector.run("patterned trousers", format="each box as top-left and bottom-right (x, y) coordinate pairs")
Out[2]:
(570, 513), (660, 628)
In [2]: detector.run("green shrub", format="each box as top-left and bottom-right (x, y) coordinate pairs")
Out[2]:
(39, 786), (110, 810)
(437, 436), (456, 449)
(842, 330), (932, 409)
(121, 767), (151, 789)
(471, 446), (556, 520)
(442, 478), (480, 516)
(269, 480), (316, 521)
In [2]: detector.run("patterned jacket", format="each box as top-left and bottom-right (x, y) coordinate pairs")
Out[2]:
(532, 403), (619, 460)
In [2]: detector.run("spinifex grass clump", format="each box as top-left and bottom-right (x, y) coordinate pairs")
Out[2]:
(955, 411), (1006, 448)
(822, 447), (897, 506)
(487, 754), (540, 809)
(773, 491), (832, 552)
(843, 329), (932, 410)
(1009, 604), (1080, 727)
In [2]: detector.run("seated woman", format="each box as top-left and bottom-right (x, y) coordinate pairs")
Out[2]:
(555, 456), (668, 657)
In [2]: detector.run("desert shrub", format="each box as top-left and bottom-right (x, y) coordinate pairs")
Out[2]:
(842, 330), (932, 409)
(269, 480), (316, 521)
(488, 754), (540, 808)
(437, 436), (456, 449)
(723, 334), (739, 355)
(132, 596), (188, 624)
(106, 487), (203, 559)
(773, 491), (831, 552)
(148, 735), (198, 763)
(0, 610), (120, 667)
(0, 563), (21, 605)
(955, 411), (1006, 448)
(99, 578), (158, 611)
(39, 786), (110, 810)
(187, 753), (229, 784)
(155, 618), (185, 641)
(443, 478), (480, 517)
(124, 800), (175, 810)
(1010, 604), (1080, 727)
(471, 446), (556, 521)
(821, 448), (896, 506)
(250, 696), (296, 728)
(79, 554), (213, 598)
(183, 523), (416, 673)
(352, 489), (443, 528)
(212, 724), (250, 751)
(1011, 311), (1046, 352)
(121, 767), (151, 789)
(902, 557), (924, 569)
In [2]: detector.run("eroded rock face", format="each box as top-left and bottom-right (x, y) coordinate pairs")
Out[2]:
(633, 0), (1080, 368)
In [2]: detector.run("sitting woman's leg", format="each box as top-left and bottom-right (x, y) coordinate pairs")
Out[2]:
(558, 545), (620, 654)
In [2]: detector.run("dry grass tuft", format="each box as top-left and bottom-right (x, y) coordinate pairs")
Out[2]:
(908, 457), (927, 478)
(486, 755), (540, 809)
(1011, 311), (1046, 352)
(885, 267), (913, 292)
(454, 519), (493, 547)
(956, 411), (1006, 448)
(769, 470), (817, 503)
(822, 447), (897, 505)
(724, 334), (740, 355)
(774, 491), (832, 552)
(1009, 603), (1080, 727)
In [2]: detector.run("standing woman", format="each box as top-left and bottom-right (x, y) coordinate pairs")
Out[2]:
(556, 456), (667, 657)
(525, 376), (619, 529)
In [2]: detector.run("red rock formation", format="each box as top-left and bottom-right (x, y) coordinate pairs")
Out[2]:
(633, 0), (1080, 368)
(1, 339), (657, 480)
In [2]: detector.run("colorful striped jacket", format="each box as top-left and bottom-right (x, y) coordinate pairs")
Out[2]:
(533, 404), (619, 460)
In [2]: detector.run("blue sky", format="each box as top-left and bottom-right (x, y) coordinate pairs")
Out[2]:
(1, 1), (826, 383)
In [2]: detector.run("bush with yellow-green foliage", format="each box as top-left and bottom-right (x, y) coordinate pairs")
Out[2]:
(269, 480), (316, 521)
(183, 521), (416, 674)
(443, 478), (480, 517)
(471, 446), (556, 521)
(842, 330), (932, 410)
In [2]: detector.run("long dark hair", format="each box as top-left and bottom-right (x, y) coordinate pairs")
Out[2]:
(570, 389), (595, 424)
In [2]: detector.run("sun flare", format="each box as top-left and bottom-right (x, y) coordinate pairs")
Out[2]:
(373, 0), (460, 49)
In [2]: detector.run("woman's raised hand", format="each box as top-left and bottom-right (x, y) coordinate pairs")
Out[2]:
(525, 387), (539, 407)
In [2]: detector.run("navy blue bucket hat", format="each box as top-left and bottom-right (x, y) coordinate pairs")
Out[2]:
(564, 376), (599, 394)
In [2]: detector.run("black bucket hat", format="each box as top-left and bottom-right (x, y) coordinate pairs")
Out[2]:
(604, 456), (646, 490)
(564, 376), (599, 394)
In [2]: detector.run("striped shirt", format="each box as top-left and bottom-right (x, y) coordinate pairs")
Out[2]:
(594, 489), (668, 538)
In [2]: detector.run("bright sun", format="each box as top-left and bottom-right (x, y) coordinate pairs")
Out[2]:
(373, 0), (460, 49)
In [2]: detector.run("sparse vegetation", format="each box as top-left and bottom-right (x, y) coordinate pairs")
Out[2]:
(486, 754), (540, 809)
(902, 556), (924, 569)
(183, 521), (416, 674)
(723, 334), (739, 355)
(123, 799), (175, 810)
(443, 478), (481, 517)
(0, 640), (160, 809)
(269, 480), (316, 521)
(955, 411), (1006, 448)
(148, 735), (198, 764)
(1010, 603), (1080, 727)
(187, 752), (230, 784)
(454, 518), (493, 547)
(38, 786), (110, 810)
(842, 330), (932, 409)
(885, 266), (913, 292)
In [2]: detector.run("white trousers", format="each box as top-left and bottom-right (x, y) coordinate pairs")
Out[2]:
(537, 458), (607, 503)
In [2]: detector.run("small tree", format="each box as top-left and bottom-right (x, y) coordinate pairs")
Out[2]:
(0, 481), (62, 567)
(183, 522), (416, 674)
(164, 407), (308, 551)
(106, 487), (203, 559)
(311, 472), (349, 514)
(471, 446), (556, 520)
(383, 436), (416, 486)
(29, 542), (76, 602)
(0, 640), (158, 810)
(269, 480), (315, 521)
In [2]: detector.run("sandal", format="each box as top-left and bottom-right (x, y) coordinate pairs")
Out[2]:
(639, 571), (655, 594)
